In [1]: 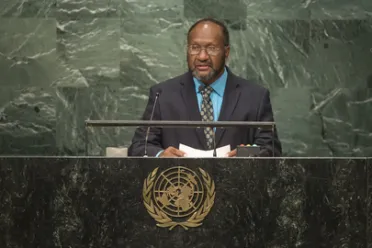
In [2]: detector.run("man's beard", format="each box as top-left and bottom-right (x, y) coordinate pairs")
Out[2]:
(189, 57), (225, 83)
(192, 67), (217, 82)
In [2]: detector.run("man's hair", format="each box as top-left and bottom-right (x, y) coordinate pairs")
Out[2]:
(187, 18), (230, 46)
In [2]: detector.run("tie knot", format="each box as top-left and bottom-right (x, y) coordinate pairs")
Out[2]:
(200, 86), (213, 98)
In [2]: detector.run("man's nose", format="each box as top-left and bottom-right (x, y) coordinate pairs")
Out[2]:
(197, 49), (209, 60)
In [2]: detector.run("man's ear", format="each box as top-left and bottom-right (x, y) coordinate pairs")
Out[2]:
(224, 46), (230, 59)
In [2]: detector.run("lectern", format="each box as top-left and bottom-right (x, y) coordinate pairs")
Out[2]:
(0, 121), (370, 247)
(0, 156), (370, 247)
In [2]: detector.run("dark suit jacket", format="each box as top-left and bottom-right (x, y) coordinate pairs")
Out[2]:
(128, 68), (282, 157)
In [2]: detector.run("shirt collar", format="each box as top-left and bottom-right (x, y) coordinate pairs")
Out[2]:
(193, 67), (228, 96)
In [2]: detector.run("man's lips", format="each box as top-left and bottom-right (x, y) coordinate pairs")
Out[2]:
(195, 65), (210, 71)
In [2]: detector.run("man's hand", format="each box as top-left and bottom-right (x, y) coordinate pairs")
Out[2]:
(159, 146), (186, 157)
(226, 149), (237, 157)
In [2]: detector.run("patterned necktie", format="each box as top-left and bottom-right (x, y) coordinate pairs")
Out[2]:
(200, 86), (214, 149)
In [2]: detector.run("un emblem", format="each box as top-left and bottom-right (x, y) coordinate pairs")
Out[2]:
(143, 166), (215, 230)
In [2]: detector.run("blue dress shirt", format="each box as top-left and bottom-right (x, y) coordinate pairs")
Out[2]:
(193, 67), (228, 121)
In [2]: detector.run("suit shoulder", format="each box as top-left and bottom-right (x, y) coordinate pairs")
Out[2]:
(233, 74), (269, 94)
(149, 73), (186, 92)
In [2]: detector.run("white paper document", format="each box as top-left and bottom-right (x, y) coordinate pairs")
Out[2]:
(179, 143), (231, 158)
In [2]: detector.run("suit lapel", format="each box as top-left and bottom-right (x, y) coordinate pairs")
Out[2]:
(215, 73), (241, 146)
(180, 72), (208, 149)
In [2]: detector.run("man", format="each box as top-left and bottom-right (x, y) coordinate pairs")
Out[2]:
(128, 18), (282, 157)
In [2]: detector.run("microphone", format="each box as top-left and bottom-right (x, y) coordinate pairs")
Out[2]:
(144, 91), (161, 157)
(212, 129), (217, 157)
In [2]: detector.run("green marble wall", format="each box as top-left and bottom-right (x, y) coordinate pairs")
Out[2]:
(0, 0), (371, 156)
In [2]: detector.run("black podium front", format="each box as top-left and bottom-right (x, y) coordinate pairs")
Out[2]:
(0, 157), (370, 247)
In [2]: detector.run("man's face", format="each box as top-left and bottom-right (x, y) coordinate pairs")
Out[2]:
(187, 22), (230, 84)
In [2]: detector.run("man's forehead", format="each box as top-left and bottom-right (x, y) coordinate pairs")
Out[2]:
(190, 22), (221, 34)
(199, 22), (211, 30)
(188, 22), (223, 41)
